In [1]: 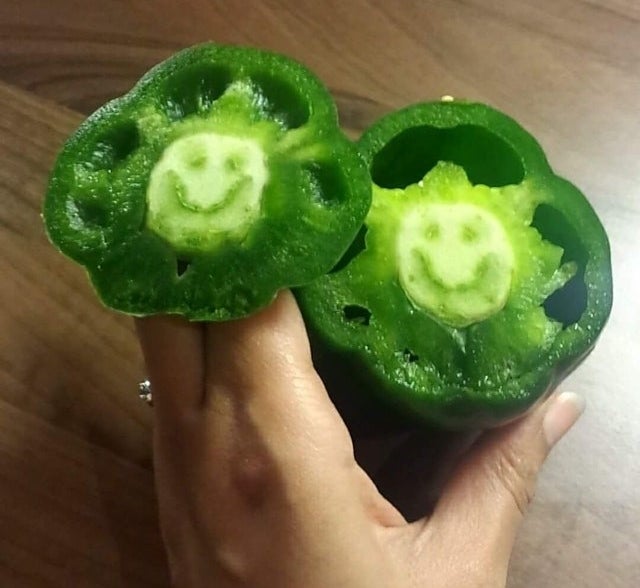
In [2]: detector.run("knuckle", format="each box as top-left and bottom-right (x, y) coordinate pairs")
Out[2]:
(486, 443), (537, 517)
(231, 446), (281, 507)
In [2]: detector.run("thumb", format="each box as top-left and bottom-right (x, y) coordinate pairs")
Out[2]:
(419, 392), (585, 575)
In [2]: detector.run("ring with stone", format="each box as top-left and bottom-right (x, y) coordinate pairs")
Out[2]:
(138, 380), (153, 406)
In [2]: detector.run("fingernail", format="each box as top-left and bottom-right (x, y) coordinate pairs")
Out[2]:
(543, 392), (586, 447)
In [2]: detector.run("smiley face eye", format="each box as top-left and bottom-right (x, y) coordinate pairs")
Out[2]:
(460, 223), (479, 243)
(425, 222), (440, 240)
(183, 144), (209, 169)
(224, 152), (247, 172)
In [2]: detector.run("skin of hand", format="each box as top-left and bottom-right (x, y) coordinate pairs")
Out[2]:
(136, 290), (585, 588)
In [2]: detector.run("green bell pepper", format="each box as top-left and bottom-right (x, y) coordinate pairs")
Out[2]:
(298, 100), (613, 430)
(43, 44), (371, 320)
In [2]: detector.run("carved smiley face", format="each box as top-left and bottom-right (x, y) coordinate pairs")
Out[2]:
(146, 131), (268, 255)
(396, 202), (515, 328)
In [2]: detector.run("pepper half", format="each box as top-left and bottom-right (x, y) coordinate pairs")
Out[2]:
(298, 100), (613, 430)
(43, 44), (371, 320)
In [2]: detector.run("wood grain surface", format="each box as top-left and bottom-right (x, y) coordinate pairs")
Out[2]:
(0, 82), (169, 586)
(0, 1), (639, 587)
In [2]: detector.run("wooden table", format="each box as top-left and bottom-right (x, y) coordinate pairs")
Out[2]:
(0, 1), (638, 586)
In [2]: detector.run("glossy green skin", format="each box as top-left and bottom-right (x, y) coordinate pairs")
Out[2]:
(43, 44), (371, 320)
(298, 101), (613, 430)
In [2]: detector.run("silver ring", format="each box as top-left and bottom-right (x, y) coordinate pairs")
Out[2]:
(138, 380), (153, 406)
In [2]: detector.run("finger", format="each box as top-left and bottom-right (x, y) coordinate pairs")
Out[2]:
(204, 290), (343, 425)
(135, 315), (205, 419)
(418, 392), (585, 570)
(179, 290), (361, 532)
(202, 290), (354, 466)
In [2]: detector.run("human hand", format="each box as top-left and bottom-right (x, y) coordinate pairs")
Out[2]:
(136, 291), (584, 588)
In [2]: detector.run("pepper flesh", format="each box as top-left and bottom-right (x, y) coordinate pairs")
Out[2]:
(297, 100), (613, 430)
(43, 44), (371, 320)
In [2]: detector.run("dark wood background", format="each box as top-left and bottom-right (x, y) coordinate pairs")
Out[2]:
(0, 1), (638, 586)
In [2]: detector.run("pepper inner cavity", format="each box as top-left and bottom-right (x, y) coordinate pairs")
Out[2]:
(146, 132), (267, 255)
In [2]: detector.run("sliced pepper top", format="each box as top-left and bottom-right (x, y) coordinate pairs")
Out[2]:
(44, 44), (371, 320)
(298, 100), (613, 429)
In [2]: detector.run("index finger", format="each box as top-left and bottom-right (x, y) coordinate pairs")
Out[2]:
(135, 315), (205, 419)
